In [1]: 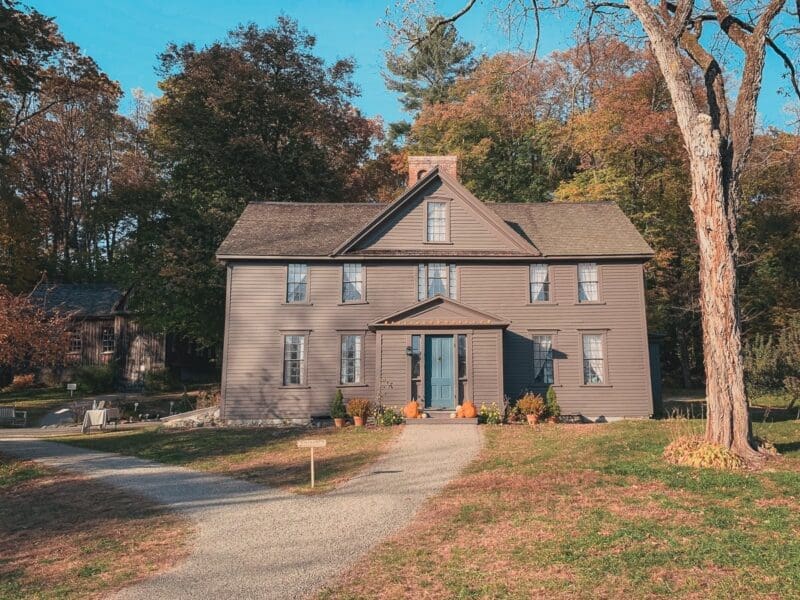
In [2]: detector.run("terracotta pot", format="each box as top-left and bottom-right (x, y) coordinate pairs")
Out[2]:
(353, 416), (365, 427)
(333, 418), (345, 428)
(549, 416), (558, 424)
(526, 414), (539, 426)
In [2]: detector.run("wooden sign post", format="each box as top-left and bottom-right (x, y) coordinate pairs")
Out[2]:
(297, 439), (327, 488)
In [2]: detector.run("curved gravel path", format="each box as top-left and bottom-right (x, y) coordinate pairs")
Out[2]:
(0, 424), (481, 599)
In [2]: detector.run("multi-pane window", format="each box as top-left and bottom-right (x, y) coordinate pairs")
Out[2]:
(457, 334), (468, 404)
(530, 264), (550, 302)
(426, 201), (447, 242)
(410, 335), (421, 402)
(417, 263), (456, 300)
(340, 335), (362, 384)
(342, 264), (363, 303)
(532, 335), (554, 384)
(283, 335), (306, 385)
(582, 334), (605, 384)
(578, 263), (599, 302)
(68, 332), (82, 354)
(286, 264), (308, 303)
(101, 327), (115, 354)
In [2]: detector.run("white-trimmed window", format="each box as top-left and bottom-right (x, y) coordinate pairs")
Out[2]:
(410, 334), (421, 401)
(417, 263), (457, 300)
(578, 263), (599, 302)
(532, 335), (554, 384)
(457, 334), (468, 403)
(426, 201), (447, 242)
(68, 332), (82, 354)
(530, 264), (550, 302)
(101, 327), (115, 354)
(582, 334), (605, 384)
(340, 335), (363, 384)
(283, 335), (306, 385)
(342, 264), (363, 303)
(286, 264), (308, 303)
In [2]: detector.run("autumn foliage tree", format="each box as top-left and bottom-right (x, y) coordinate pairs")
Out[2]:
(0, 284), (69, 384)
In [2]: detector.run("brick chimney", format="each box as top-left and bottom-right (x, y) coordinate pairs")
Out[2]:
(407, 155), (458, 187)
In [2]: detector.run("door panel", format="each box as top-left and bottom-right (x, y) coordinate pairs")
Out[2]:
(425, 335), (454, 408)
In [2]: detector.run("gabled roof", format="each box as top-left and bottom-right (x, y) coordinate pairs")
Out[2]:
(29, 283), (126, 317)
(216, 171), (654, 260)
(370, 296), (510, 329)
(333, 167), (539, 256)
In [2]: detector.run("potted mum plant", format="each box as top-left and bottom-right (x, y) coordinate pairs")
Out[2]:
(346, 397), (372, 427)
(331, 389), (346, 428)
(517, 392), (546, 425)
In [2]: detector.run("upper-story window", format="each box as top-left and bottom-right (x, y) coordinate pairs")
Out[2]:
(286, 263), (308, 303)
(342, 263), (364, 303)
(426, 201), (447, 242)
(418, 263), (457, 300)
(578, 263), (599, 302)
(529, 264), (550, 302)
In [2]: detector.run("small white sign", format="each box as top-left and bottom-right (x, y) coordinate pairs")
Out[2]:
(66, 383), (77, 391)
(297, 439), (327, 449)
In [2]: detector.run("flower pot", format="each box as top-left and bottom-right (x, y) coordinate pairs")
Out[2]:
(526, 414), (539, 426)
(353, 416), (365, 427)
(549, 416), (558, 424)
(334, 417), (345, 428)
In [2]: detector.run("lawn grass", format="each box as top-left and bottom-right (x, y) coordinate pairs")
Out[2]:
(320, 419), (800, 599)
(0, 387), (72, 424)
(0, 455), (190, 600)
(57, 425), (401, 493)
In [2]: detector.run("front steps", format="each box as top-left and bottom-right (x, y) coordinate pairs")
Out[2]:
(405, 410), (478, 425)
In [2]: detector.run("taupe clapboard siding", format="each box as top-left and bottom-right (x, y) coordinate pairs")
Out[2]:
(221, 259), (652, 420)
(354, 180), (516, 252)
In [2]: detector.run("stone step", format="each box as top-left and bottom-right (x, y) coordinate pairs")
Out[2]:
(406, 411), (477, 425)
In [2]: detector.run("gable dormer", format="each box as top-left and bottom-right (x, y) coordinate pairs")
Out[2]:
(334, 160), (539, 257)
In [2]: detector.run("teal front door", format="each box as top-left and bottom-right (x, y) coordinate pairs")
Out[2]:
(425, 335), (454, 409)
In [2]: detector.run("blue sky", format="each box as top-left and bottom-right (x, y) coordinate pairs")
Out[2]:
(34, 0), (796, 129)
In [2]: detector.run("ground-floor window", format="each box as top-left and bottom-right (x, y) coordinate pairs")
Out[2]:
(101, 326), (115, 354)
(340, 334), (362, 384)
(582, 333), (605, 384)
(283, 335), (306, 385)
(532, 334), (554, 384)
(410, 334), (421, 401)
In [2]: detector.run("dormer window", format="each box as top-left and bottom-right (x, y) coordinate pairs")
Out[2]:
(426, 201), (447, 242)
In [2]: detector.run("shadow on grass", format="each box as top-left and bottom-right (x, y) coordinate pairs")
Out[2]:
(663, 399), (800, 423)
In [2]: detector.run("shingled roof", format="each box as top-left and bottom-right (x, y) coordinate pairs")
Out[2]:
(217, 200), (653, 259)
(29, 283), (126, 317)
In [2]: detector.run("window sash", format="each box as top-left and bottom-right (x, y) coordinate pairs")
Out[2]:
(427, 263), (447, 297)
(418, 263), (456, 300)
(340, 335), (362, 384)
(530, 264), (550, 302)
(101, 327), (115, 353)
(426, 201), (447, 242)
(417, 264), (426, 301)
(410, 334), (421, 401)
(582, 334), (604, 384)
(578, 263), (598, 302)
(342, 263), (363, 302)
(286, 264), (308, 303)
(449, 264), (457, 299)
(532, 335), (554, 384)
(69, 333), (82, 353)
(283, 335), (306, 385)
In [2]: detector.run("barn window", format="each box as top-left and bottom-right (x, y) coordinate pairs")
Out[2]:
(101, 327), (115, 354)
(68, 332), (82, 354)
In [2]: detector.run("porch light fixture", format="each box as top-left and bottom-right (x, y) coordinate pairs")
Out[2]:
(405, 346), (413, 356)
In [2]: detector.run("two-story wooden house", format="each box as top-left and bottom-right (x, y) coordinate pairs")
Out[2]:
(216, 156), (654, 424)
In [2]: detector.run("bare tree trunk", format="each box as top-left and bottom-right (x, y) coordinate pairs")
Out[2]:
(687, 116), (760, 459)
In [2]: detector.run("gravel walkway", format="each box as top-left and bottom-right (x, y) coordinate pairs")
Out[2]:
(0, 424), (481, 599)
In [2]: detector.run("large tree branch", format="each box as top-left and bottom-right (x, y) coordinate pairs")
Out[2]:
(410, 0), (477, 47)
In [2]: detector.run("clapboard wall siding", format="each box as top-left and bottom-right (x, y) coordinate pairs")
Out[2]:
(221, 259), (652, 420)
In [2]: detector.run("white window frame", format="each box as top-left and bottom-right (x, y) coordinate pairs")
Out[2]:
(101, 326), (115, 354)
(68, 331), (82, 354)
(286, 263), (308, 303)
(582, 333), (606, 385)
(531, 334), (554, 385)
(529, 264), (550, 303)
(578, 263), (599, 303)
(282, 334), (307, 386)
(341, 263), (364, 303)
(339, 334), (363, 385)
(417, 263), (457, 300)
(426, 200), (448, 242)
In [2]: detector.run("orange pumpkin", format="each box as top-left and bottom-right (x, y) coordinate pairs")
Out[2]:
(461, 401), (477, 418)
(403, 401), (420, 419)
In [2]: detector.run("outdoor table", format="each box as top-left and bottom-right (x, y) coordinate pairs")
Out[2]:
(82, 408), (120, 434)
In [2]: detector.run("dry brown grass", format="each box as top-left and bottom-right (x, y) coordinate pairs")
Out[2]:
(0, 455), (191, 599)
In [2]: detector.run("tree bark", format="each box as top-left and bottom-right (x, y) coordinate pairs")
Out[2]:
(686, 115), (760, 459)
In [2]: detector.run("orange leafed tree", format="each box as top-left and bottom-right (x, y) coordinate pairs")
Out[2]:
(391, 0), (800, 462)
